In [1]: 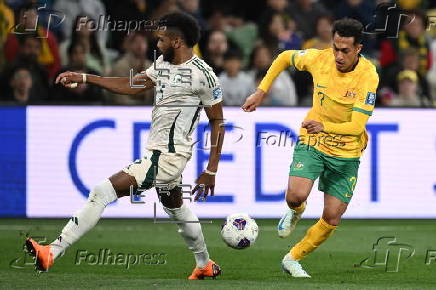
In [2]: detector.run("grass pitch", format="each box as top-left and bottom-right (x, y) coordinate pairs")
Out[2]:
(1, 218), (435, 289)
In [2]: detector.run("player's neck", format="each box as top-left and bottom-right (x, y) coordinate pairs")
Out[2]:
(172, 50), (194, 65)
(343, 56), (360, 73)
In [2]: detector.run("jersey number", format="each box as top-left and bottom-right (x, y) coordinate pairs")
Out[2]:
(318, 92), (326, 106)
(349, 176), (357, 191)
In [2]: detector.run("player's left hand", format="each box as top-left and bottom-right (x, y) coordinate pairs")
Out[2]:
(191, 172), (215, 201)
(302, 120), (324, 134)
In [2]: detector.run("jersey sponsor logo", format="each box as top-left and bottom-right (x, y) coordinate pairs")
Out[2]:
(365, 92), (376, 105)
(298, 50), (307, 56)
(212, 87), (222, 99)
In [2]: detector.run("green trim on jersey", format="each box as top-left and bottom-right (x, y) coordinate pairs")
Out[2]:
(140, 150), (161, 190)
(193, 59), (215, 87)
(352, 107), (373, 116)
(188, 104), (201, 135)
(192, 59), (215, 88)
(168, 111), (181, 153)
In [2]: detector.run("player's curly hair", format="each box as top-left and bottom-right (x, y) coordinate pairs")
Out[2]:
(158, 12), (200, 48)
(332, 18), (364, 45)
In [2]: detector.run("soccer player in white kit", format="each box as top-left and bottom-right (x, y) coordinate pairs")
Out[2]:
(26, 13), (224, 280)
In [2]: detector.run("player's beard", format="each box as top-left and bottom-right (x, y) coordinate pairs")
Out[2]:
(162, 47), (175, 63)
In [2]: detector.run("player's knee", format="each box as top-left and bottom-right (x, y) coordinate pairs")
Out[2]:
(157, 187), (183, 208)
(322, 211), (342, 226)
(286, 188), (308, 207)
(88, 179), (118, 206)
(161, 198), (182, 208)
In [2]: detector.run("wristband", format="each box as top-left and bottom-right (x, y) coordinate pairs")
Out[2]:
(204, 169), (216, 176)
(82, 73), (87, 83)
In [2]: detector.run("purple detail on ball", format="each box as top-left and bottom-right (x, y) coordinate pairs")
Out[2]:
(232, 218), (247, 230)
(237, 238), (250, 249)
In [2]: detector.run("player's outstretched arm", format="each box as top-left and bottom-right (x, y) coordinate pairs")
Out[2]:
(242, 89), (266, 112)
(192, 102), (225, 201)
(242, 50), (293, 112)
(55, 71), (154, 95)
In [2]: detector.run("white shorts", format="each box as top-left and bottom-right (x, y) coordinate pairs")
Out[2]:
(122, 149), (188, 191)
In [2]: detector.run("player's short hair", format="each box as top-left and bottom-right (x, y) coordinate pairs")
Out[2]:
(332, 18), (364, 45)
(158, 12), (200, 48)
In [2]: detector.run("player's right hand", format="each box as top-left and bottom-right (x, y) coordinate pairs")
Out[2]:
(242, 89), (265, 112)
(55, 71), (83, 87)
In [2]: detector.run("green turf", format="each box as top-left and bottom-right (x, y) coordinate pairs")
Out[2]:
(1, 218), (435, 289)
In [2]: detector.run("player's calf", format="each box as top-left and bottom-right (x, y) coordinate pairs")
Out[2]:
(48, 178), (119, 260)
(322, 193), (348, 226)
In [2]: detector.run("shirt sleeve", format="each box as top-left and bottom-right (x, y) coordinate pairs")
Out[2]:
(258, 50), (292, 93)
(197, 68), (223, 106)
(352, 71), (379, 116)
(144, 62), (157, 83)
(258, 49), (321, 93)
(291, 49), (321, 72)
(322, 71), (379, 136)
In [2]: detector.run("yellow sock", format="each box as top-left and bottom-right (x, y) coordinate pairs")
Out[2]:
(291, 201), (306, 214)
(290, 218), (336, 260)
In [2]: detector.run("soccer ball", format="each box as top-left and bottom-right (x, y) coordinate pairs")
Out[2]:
(220, 213), (259, 249)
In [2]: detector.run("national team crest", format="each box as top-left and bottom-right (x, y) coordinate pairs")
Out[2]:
(294, 162), (304, 170)
(213, 88), (222, 99)
(365, 92), (376, 105)
(344, 91), (357, 98)
(173, 74), (182, 84)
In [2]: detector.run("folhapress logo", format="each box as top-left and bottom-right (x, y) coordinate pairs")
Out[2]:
(358, 236), (414, 272)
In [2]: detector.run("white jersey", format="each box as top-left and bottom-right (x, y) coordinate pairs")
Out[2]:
(144, 55), (222, 158)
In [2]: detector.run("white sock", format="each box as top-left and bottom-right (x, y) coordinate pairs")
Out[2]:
(50, 179), (117, 259)
(163, 203), (209, 268)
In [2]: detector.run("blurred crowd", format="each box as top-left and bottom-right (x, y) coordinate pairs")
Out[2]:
(0, 0), (435, 107)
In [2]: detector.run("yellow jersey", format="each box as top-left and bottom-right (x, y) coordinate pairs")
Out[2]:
(259, 48), (379, 158)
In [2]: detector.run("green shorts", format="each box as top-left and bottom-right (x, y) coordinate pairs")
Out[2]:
(289, 144), (360, 203)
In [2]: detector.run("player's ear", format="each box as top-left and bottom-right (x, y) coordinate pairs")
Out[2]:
(355, 43), (363, 54)
(173, 36), (182, 49)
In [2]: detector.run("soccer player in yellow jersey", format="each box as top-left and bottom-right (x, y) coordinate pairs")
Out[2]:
(242, 18), (379, 277)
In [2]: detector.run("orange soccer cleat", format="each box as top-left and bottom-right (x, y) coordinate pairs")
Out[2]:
(188, 260), (221, 280)
(25, 238), (54, 272)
